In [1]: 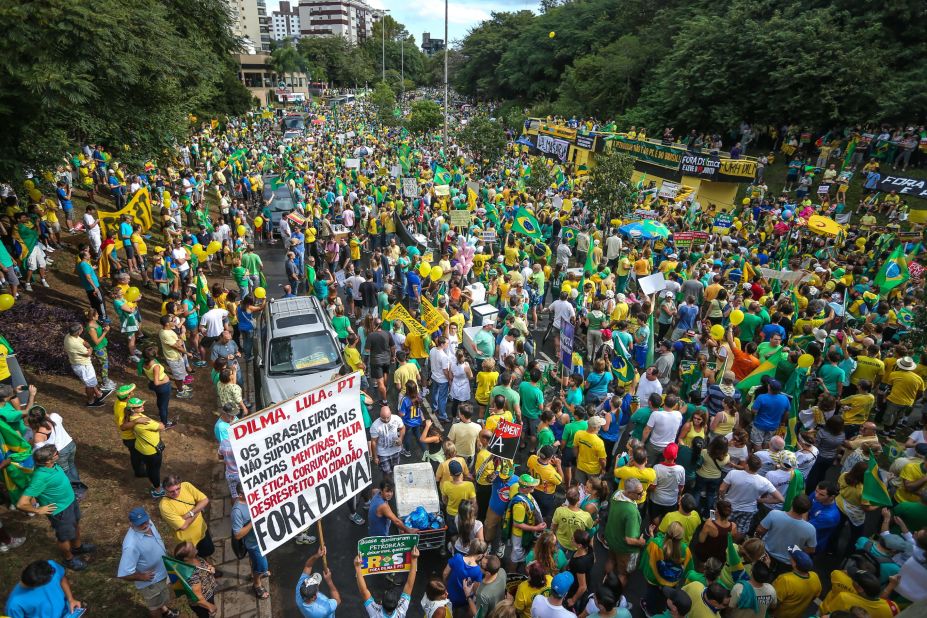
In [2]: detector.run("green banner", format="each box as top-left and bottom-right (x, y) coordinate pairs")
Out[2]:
(357, 534), (419, 576)
(606, 136), (683, 170)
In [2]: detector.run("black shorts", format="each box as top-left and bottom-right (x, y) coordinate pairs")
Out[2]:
(562, 447), (577, 468)
(123, 244), (136, 260)
(202, 336), (218, 351)
(369, 363), (390, 380)
(48, 500), (81, 542)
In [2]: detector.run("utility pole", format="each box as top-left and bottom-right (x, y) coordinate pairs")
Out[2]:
(443, 0), (448, 145)
(380, 9), (390, 83)
(400, 38), (404, 103)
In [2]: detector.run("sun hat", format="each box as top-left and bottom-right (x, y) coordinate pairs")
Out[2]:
(897, 356), (916, 371)
(117, 384), (137, 400)
(127, 397), (145, 407)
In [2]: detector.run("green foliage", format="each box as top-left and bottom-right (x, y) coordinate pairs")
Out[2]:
(404, 100), (443, 135)
(583, 151), (636, 220)
(370, 82), (397, 125)
(297, 36), (373, 88)
(364, 17), (427, 87)
(457, 116), (507, 171)
(525, 157), (556, 199)
(0, 0), (250, 179)
(454, 0), (927, 128)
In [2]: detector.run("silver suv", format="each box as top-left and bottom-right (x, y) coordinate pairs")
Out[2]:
(256, 296), (344, 407)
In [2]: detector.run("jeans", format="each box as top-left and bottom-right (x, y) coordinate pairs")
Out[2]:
(240, 330), (254, 361)
(150, 381), (172, 424)
(694, 475), (722, 517)
(431, 380), (450, 420)
(403, 424), (422, 453)
(57, 441), (80, 483)
(247, 544), (269, 575)
(123, 438), (147, 478)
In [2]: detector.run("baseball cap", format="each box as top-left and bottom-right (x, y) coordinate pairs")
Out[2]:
(128, 507), (150, 526)
(662, 585), (692, 615)
(587, 415), (605, 429)
(788, 546), (813, 571)
(448, 460), (463, 476)
(551, 571), (575, 597)
(518, 474), (539, 487)
(663, 443), (679, 462)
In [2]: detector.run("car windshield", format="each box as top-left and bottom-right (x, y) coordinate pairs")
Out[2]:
(268, 331), (341, 375)
(263, 182), (295, 212)
(283, 116), (304, 131)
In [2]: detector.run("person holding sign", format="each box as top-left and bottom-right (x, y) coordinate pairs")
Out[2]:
(354, 546), (420, 618)
(296, 546), (341, 618)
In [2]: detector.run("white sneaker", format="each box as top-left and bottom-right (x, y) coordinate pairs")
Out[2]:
(41, 279), (49, 288)
(102, 379), (117, 391)
(45, 246), (55, 253)
(0, 536), (26, 552)
(24, 283), (32, 292)
(294, 533), (317, 545)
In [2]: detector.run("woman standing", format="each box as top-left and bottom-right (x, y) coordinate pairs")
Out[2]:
(142, 346), (175, 427)
(449, 348), (473, 419)
(331, 305), (353, 345)
(694, 436), (731, 516)
(709, 396), (740, 439)
(805, 415), (845, 491)
(126, 397), (166, 498)
(836, 461), (874, 547)
(692, 499), (736, 563)
(398, 381), (424, 459)
(173, 541), (219, 617)
(84, 309), (115, 391)
(584, 359), (613, 406)
(453, 500), (484, 555)
(27, 406), (82, 489)
(565, 530), (596, 612)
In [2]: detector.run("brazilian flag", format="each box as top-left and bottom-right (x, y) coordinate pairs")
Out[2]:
(862, 454), (892, 507)
(531, 241), (551, 261)
(434, 165), (452, 186)
(162, 555), (199, 602)
(737, 349), (785, 395)
(0, 421), (33, 503)
(874, 245), (910, 295)
(511, 207), (541, 240)
(561, 227), (578, 247)
(335, 178), (348, 197)
(782, 469), (805, 511)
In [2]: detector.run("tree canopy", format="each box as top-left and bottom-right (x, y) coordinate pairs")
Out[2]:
(453, 0), (927, 129)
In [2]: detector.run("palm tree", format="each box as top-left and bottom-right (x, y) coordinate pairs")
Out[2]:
(270, 39), (304, 93)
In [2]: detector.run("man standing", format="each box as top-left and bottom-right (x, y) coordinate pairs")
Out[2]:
(507, 474), (546, 570)
(158, 475), (213, 557)
(296, 546), (341, 618)
(771, 547), (821, 618)
(77, 248), (106, 319)
(718, 454), (783, 538)
(574, 416), (607, 483)
(369, 404), (405, 480)
(472, 320), (496, 362)
(755, 494), (817, 575)
(231, 484), (270, 600)
(64, 323), (105, 407)
(642, 394), (683, 466)
(209, 328), (243, 385)
(16, 445), (95, 570)
(117, 507), (178, 618)
(428, 335), (452, 423)
(527, 445), (563, 523)
(807, 482), (841, 549)
(365, 320), (395, 402)
(604, 477), (647, 586)
(750, 379), (790, 448)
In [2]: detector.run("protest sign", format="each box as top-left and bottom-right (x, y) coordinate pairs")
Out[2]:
(230, 373), (370, 554)
(680, 152), (721, 179)
(536, 134), (571, 162)
(633, 209), (660, 220)
(401, 177), (419, 198)
(390, 165), (401, 178)
(817, 184), (830, 195)
(758, 267), (811, 286)
(358, 534), (419, 576)
(658, 181), (680, 199)
(875, 175), (927, 200)
(420, 298), (447, 332)
(638, 272), (667, 296)
(345, 158), (360, 169)
(482, 229), (497, 244)
(449, 209), (471, 228)
(333, 269), (346, 288)
(434, 184), (450, 197)
(673, 231), (709, 248)
(487, 419), (522, 461)
(560, 321), (574, 369)
(909, 261), (924, 281)
(384, 303), (429, 337)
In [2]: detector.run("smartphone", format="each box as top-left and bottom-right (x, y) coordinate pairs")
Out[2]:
(709, 509), (716, 521)
(67, 609), (86, 618)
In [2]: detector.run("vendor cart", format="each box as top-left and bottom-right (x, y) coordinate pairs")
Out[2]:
(393, 462), (447, 551)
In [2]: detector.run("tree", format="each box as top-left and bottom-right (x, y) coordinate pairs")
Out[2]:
(404, 100), (443, 135)
(524, 157), (556, 200)
(370, 82), (397, 125)
(583, 150), (636, 220)
(457, 116), (507, 172)
(270, 39), (306, 90)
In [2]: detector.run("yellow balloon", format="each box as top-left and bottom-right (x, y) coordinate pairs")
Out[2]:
(742, 198), (751, 205)
(0, 294), (14, 311)
(237, 225), (246, 236)
(23, 179), (34, 190)
(429, 265), (444, 281)
(254, 216), (264, 228)
(549, 31), (556, 38)
(28, 188), (42, 202)
(561, 282), (572, 294)
(193, 245), (207, 259)
(797, 354), (814, 369)
(207, 241), (222, 255)
(710, 324), (725, 340)
(254, 287), (266, 299)
(730, 309), (745, 326)
(125, 286), (141, 302)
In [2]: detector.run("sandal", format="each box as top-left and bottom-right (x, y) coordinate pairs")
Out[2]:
(253, 586), (269, 599)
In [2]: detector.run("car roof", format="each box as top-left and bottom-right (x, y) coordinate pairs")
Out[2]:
(267, 297), (327, 336)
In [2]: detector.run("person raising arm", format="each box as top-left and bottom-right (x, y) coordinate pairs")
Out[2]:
(354, 547), (420, 617)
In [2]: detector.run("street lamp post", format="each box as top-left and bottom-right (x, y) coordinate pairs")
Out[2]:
(381, 9), (390, 82)
(400, 38), (404, 102)
(443, 0), (448, 144)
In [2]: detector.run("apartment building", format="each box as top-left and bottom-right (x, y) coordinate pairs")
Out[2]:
(271, 1), (301, 41)
(297, 0), (383, 44)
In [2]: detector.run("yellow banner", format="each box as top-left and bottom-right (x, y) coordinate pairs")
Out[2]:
(421, 298), (446, 333)
(384, 303), (429, 337)
(540, 125), (577, 140)
(99, 187), (153, 239)
(718, 159), (758, 179)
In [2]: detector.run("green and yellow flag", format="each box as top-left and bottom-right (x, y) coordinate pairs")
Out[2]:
(512, 207), (542, 240)
(162, 555), (198, 602)
(736, 349), (785, 395)
(0, 421), (33, 504)
(862, 454), (892, 507)
(874, 245), (910, 295)
(434, 165), (452, 186)
(782, 469), (805, 511)
(335, 178), (348, 197)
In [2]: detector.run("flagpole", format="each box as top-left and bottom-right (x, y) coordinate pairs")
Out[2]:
(443, 0), (449, 145)
(317, 520), (328, 570)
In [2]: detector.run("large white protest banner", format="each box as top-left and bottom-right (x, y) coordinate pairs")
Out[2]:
(230, 372), (370, 554)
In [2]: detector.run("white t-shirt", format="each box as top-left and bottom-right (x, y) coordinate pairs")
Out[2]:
(645, 409), (682, 449)
(906, 430), (925, 457)
(171, 248), (190, 273)
(531, 595), (577, 618)
(763, 469), (791, 508)
(652, 463), (686, 506)
(453, 517), (484, 554)
(84, 213), (101, 243)
(497, 337), (515, 363)
(550, 299), (575, 330)
(605, 235), (623, 260)
(429, 347), (451, 384)
(345, 275), (364, 300)
(34, 413), (74, 452)
(201, 308), (229, 337)
(635, 376), (664, 405)
(722, 469), (776, 513)
(370, 415), (404, 457)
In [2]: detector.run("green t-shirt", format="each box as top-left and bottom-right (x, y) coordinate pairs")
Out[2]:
(587, 310), (608, 331)
(537, 427), (556, 448)
(518, 381), (544, 420)
(331, 315), (351, 339)
(232, 265), (248, 287)
(818, 363), (846, 396)
(604, 495), (642, 554)
(562, 420), (588, 449)
(893, 500), (927, 533)
(0, 402), (26, 436)
(25, 465), (75, 515)
(489, 385), (520, 414)
(630, 407), (653, 441)
(306, 265), (317, 288)
(738, 312), (763, 343)
(241, 252), (262, 275)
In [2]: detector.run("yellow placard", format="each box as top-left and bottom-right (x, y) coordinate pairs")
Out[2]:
(384, 303), (429, 337)
(99, 187), (153, 239)
(421, 298), (447, 333)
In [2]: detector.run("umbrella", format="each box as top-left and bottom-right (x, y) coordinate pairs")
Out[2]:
(806, 215), (844, 237)
(515, 137), (534, 147)
(619, 220), (671, 240)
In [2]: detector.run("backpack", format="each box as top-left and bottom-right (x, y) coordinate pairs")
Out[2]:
(841, 539), (892, 577)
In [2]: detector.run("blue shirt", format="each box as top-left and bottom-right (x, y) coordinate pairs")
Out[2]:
(76, 260), (99, 292)
(5, 560), (68, 618)
(119, 221), (133, 246)
(677, 304), (699, 331)
(808, 496), (841, 548)
(752, 393), (790, 431)
(761, 323), (786, 342)
(231, 500), (259, 550)
(117, 525), (169, 589)
(368, 493), (390, 536)
(759, 509), (817, 565)
(445, 552), (483, 606)
(295, 573), (338, 618)
(488, 476), (517, 516)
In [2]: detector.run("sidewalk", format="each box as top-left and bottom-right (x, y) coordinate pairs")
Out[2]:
(209, 463), (273, 618)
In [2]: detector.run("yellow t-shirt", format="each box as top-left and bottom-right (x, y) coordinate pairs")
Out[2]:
(114, 399), (134, 440)
(344, 346), (364, 375)
(473, 449), (495, 486)
(616, 257), (631, 277)
(159, 482), (208, 545)
(514, 576), (552, 618)
(440, 479), (475, 517)
(405, 332), (429, 359)
(435, 456), (468, 486)
(610, 302), (629, 323)
(0, 339), (12, 381)
(852, 356), (885, 385)
(614, 465), (656, 504)
(840, 393), (874, 425)
(504, 246), (519, 267)
(574, 430), (606, 475)
(132, 232), (148, 256)
(895, 461), (926, 503)
(886, 370), (925, 406)
(392, 362), (420, 392)
(684, 582), (719, 618)
(64, 335), (91, 366)
(131, 414), (162, 456)
(475, 371), (499, 405)
(485, 410), (513, 435)
(772, 571), (822, 618)
(820, 570), (897, 618)
(159, 328), (182, 362)
(551, 506), (593, 551)
(659, 510), (702, 544)
(527, 455), (562, 495)
(349, 238), (361, 261)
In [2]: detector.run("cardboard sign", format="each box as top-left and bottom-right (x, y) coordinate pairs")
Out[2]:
(560, 321), (574, 369)
(358, 534), (419, 576)
(230, 373), (370, 554)
(434, 184), (450, 197)
(390, 165), (401, 178)
(817, 184), (830, 195)
(658, 181), (680, 199)
(449, 209), (471, 228)
(345, 158), (360, 169)
(638, 272), (667, 296)
(402, 177), (418, 198)
(487, 419), (522, 461)
(482, 229), (497, 244)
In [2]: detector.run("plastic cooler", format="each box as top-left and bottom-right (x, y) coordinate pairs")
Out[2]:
(393, 462), (447, 551)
